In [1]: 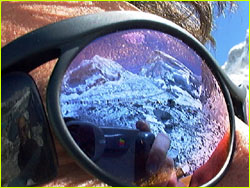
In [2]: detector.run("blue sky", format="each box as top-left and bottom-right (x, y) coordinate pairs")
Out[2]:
(209, 1), (249, 66)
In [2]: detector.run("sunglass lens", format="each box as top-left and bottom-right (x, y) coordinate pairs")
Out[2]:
(2, 72), (57, 186)
(60, 29), (231, 186)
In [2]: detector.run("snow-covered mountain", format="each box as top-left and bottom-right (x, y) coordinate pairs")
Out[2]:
(62, 55), (133, 94)
(60, 52), (227, 175)
(140, 50), (202, 99)
(222, 29), (249, 89)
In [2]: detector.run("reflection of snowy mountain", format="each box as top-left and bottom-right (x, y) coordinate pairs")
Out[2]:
(62, 55), (133, 94)
(222, 29), (249, 89)
(140, 50), (202, 99)
(60, 53), (226, 175)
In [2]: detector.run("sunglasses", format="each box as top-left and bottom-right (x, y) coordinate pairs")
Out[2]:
(2, 11), (249, 187)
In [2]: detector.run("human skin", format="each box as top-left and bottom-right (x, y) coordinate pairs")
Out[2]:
(1, 1), (249, 187)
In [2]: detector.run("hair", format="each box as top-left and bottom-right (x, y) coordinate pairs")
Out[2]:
(129, 1), (237, 47)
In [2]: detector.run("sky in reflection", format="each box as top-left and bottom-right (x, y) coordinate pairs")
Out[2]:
(72, 29), (202, 75)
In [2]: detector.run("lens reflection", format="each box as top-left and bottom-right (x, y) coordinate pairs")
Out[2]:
(60, 29), (230, 186)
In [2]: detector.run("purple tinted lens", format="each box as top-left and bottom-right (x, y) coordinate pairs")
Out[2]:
(60, 29), (230, 185)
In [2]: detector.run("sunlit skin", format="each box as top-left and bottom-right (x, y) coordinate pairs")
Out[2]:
(1, 1), (249, 187)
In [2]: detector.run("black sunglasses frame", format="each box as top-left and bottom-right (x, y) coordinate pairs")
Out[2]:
(2, 11), (246, 186)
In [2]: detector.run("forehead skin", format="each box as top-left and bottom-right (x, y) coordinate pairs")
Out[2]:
(1, 1), (249, 187)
